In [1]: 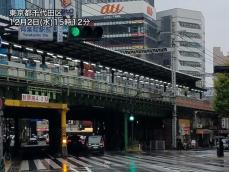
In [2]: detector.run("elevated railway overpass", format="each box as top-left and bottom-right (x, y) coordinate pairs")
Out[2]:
(0, 16), (214, 155)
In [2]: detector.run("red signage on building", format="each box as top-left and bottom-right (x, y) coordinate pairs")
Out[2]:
(100, 4), (124, 14)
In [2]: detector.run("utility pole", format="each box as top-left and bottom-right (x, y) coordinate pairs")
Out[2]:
(171, 34), (177, 149)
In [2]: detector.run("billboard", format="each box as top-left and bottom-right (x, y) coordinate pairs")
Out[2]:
(82, 1), (156, 20)
(55, 0), (76, 17)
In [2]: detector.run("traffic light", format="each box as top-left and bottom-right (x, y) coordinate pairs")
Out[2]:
(129, 115), (135, 122)
(68, 26), (103, 41)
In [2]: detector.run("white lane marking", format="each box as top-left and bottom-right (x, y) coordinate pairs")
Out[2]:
(68, 157), (92, 167)
(85, 167), (92, 172)
(79, 156), (110, 168)
(44, 158), (61, 169)
(136, 154), (226, 171)
(90, 156), (123, 167)
(20, 160), (29, 171)
(33, 159), (46, 170)
(102, 155), (129, 165)
(69, 166), (80, 172)
(110, 155), (183, 172)
(129, 155), (218, 172)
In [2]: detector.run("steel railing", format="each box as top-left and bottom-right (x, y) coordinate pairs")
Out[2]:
(0, 63), (202, 101)
(0, 63), (165, 100)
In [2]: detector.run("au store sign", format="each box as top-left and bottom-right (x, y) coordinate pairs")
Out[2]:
(18, 26), (53, 41)
(22, 94), (49, 103)
(82, 1), (156, 20)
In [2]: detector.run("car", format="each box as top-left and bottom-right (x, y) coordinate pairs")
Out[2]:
(38, 135), (47, 141)
(67, 135), (85, 154)
(28, 137), (38, 145)
(85, 135), (105, 154)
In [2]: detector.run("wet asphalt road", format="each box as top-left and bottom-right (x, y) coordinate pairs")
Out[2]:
(9, 149), (229, 172)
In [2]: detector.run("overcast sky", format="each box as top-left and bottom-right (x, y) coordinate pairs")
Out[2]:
(155, 0), (229, 86)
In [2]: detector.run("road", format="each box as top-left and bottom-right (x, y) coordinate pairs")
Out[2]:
(9, 150), (229, 172)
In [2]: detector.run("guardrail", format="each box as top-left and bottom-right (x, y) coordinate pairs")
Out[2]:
(0, 63), (165, 100)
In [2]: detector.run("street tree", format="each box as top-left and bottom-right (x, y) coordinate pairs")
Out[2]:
(214, 73), (229, 116)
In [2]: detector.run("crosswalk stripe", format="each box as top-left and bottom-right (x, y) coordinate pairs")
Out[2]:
(102, 155), (129, 165)
(20, 160), (29, 171)
(57, 158), (78, 169)
(131, 154), (223, 172)
(79, 157), (110, 168)
(108, 155), (200, 172)
(44, 158), (61, 169)
(85, 167), (92, 172)
(68, 157), (92, 167)
(33, 159), (46, 170)
(90, 156), (123, 167)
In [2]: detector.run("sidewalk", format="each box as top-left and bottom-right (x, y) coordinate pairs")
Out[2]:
(4, 160), (12, 172)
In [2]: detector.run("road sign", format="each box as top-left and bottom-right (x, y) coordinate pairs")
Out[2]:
(22, 94), (49, 103)
(57, 26), (63, 43)
(18, 26), (54, 41)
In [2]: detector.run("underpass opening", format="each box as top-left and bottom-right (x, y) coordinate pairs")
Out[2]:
(67, 105), (124, 152)
(3, 99), (68, 159)
(126, 115), (168, 151)
(67, 105), (169, 152)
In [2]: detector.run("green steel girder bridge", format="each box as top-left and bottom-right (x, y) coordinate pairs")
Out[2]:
(0, 15), (215, 153)
(0, 15), (211, 117)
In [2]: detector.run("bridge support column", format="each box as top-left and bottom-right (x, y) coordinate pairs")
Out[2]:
(124, 113), (128, 151)
(61, 109), (68, 157)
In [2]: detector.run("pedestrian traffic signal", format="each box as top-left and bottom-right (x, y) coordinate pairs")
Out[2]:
(68, 26), (103, 41)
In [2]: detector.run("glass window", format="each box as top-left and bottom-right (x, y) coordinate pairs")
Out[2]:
(179, 61), (201, 67)
(179, 51), (201, 58)
(179, 31), (201, 39)
(179, 21), (201, 29)
(180, 41), (201, 48)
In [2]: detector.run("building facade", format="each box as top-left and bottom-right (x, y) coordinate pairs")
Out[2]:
(213, 47), (229, 66)
(0, 0), (25, 16)
(82, 0), (158, 61)
(157, 9), (205, 86)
